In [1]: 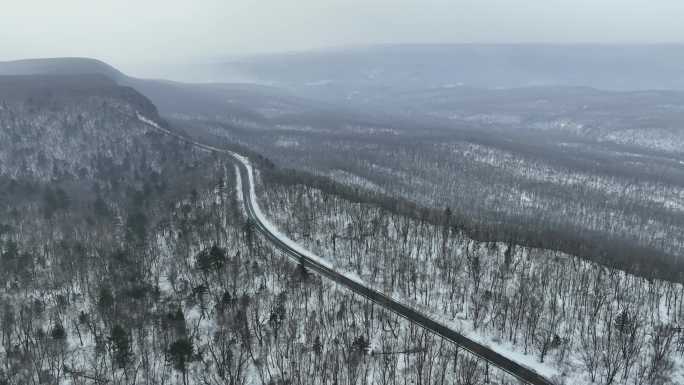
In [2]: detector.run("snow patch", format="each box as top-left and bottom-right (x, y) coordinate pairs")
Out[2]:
(234, 164), (243, 203)
(136, 113), (161, 129)
(274, 138), (299, 148)
(328, 169), (384, 193)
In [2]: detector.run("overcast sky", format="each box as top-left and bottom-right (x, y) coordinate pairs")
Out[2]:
(2, 0), (684, 76)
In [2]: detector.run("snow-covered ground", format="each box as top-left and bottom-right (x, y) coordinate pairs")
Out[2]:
(233, 159), (333, 270)
(258, 180), (684, 385)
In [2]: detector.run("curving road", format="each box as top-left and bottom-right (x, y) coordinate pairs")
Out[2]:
(147, 120), (556, 385)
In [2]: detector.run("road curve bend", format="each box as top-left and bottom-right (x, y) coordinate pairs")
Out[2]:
(146, 121), (556, 385)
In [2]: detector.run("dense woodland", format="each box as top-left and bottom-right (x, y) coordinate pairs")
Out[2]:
(2, 71), (684, 385)
(259, 176), (684, 385)
(176, 105), (684, 285)
(0, 78), (525, 385)
(257, 163), (684, 284)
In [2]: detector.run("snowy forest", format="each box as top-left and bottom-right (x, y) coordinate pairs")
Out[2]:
(173, 85), (684, 286)
(258, 171), (684, 385)
(0, 75), (525, 385)
(2, 52), (684, 385)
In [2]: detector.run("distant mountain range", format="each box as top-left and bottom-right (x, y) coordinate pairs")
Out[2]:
(223, 44), (684, 92)
(2, 50), (683, 156)
(4, 44), (684, 120)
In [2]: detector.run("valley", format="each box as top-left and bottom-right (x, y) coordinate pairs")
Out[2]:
(1, 45), (684, 385)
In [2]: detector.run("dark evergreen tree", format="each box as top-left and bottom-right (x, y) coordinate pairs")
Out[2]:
(110, 324), (132, 368)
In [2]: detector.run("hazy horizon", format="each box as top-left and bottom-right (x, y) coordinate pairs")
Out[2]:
(3, 0), (684, 78)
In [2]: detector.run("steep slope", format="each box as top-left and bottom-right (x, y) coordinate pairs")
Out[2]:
(0, 58), (241, 118)
(0, 74), (165, 182)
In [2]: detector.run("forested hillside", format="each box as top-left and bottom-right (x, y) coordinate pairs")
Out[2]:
(3, 1), (684, 383)
(173, 87), (684, 285)
(0, 75), (525, 384)
(5, 59), (683, 287)
(257, 170), (684, 385)
(2, 62), (683, 385)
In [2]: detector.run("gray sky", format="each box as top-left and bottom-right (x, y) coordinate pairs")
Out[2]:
(2, 0), (684, 76)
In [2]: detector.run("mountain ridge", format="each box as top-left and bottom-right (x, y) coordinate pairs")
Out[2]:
(223, 43), (684, 91)
(0, 57), (125, 80)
